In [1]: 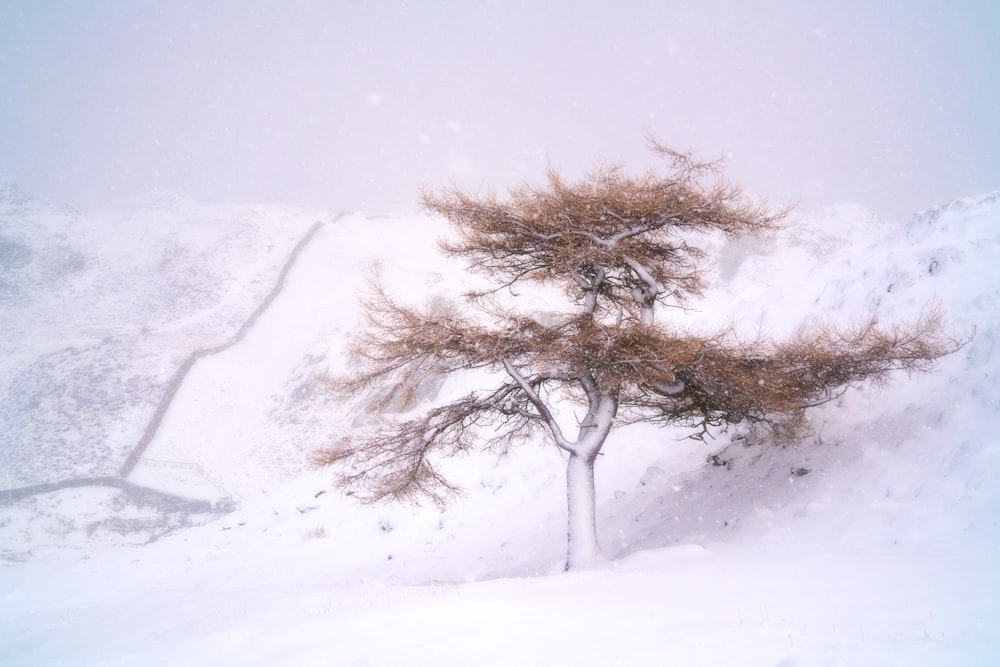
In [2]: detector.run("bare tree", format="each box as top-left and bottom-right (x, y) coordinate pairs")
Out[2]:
(314, 144), (960, 570)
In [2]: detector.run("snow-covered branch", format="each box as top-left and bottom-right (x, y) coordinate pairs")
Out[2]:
(502, 358), (573, 451)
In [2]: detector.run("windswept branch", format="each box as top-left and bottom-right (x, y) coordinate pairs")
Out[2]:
(617, 306), (964, 439)
(312, 382), (549, 506)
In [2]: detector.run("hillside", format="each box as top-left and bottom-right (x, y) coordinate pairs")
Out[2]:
(1, 187), (998, 665)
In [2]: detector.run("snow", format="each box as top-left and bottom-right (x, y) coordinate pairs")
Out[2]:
(1, 184), (999, 665)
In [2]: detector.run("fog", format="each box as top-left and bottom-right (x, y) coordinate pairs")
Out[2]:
(1, 1), (997, 220)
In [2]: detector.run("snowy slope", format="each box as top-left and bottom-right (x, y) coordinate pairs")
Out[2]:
(0, 185), (323, 488)
(1, 190), (998, 665)
(0, 185), (328, 547)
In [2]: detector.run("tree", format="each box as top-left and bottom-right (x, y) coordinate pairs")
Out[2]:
(314, 143), (960, 570)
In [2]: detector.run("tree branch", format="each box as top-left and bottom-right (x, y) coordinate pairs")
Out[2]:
(502, 358), (573, 451)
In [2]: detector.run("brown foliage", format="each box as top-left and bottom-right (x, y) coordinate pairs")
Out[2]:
(424, 146), (789, 318)
(640, 306), (959, 439)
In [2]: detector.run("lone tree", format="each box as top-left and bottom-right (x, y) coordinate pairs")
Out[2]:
(315, 143), (959, 570)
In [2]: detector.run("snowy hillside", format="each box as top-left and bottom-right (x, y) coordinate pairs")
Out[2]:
(1, 187), (998, 665)
(0, 185), (322, 488)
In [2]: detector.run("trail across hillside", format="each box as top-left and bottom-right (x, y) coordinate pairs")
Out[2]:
(1, 220), (326, 514)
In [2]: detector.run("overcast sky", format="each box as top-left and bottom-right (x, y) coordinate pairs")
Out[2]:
(1, 1), (997, 220)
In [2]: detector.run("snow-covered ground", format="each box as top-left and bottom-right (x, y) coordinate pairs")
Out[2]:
(1, 184), (998, 665)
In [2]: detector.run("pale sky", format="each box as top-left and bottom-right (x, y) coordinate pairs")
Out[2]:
(1, 1), (997, 221)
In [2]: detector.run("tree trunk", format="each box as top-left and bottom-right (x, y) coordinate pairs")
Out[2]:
(640, 304), (654, 327)
(563, 390), (617, 570)
(565, 449), (605, 570)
